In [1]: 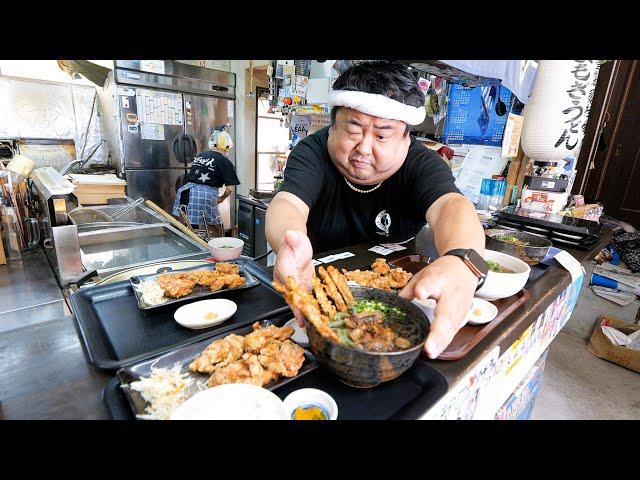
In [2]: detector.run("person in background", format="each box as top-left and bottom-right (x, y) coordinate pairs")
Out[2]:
(172, 128), (240, 230)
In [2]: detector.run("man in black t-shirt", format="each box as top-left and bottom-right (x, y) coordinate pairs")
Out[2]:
(172, 131), (240, 226)
(265, 61), (486, 359)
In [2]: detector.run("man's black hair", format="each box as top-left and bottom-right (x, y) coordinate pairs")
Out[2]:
(330, 60), (425, 136)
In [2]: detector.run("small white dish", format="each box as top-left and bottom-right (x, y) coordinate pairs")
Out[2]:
(174, 298), (237, 330)
(412, 297), (497, 326)
(283, 388), (338, 420)
(466, 298), (498, 325)
(284, 317), (309, 347)
(170, 384), (288, 420)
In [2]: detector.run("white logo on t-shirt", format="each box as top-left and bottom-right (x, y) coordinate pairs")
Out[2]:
(375, 210), (391, 236)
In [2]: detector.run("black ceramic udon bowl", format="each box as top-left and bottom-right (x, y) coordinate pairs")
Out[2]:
(485, 228), (552, 266)
(304, 286), (429, 388)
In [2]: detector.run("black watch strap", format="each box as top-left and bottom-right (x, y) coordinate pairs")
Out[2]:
(444, 248), (489, 291)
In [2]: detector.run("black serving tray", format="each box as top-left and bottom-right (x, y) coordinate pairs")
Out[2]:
(116, 321), (319, 419)
(71, 258), (291, 370)
(103, 358), (448, 420)
(130, 261), (260, 310)
(496, 207), (601, 251)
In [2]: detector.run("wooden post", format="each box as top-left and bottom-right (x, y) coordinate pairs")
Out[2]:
(0, 233), (7, 265)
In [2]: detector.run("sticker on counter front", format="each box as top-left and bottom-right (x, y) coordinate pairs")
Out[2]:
(126, 112), (138, 123)
(424, 346), (500, 420)
(127, 124), (139, 134)
(121, 96), (130, 109)
(140, 60), (165, 75)
(140, 123), (165, 141)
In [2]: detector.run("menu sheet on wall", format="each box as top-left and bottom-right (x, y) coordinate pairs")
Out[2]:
(140, 123), (165, 141)
(135, 89), (184, 126)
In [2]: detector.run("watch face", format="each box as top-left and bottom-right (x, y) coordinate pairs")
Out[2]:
(466, 249), (489, 278)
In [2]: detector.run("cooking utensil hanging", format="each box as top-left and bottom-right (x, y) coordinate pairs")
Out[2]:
(179, 204), (194, 232)
(110, 197), (145, 220)
(193, 209), (211, 242)
(495, 85), (507, 116)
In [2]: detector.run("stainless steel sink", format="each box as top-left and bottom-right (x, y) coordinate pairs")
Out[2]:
(77, 224), (209, 277)
(69, 203), (167, 226)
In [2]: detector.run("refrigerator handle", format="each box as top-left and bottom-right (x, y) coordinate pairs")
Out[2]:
(185, 134), (197, 164)
(172, 133), (197, 166)
(172, 134), (183, 163)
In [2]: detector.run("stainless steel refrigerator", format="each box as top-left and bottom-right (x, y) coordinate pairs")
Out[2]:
(98, 60), (236, 221)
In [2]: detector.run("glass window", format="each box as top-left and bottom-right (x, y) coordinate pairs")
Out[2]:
(256, 97), (290, 191)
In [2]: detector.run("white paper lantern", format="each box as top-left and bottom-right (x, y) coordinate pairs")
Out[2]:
(521, 60), (600, 162)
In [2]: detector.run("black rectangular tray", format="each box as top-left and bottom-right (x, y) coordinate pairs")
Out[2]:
(103, 357), (448, 420)
(130, 261), (260, 310)
(116, 321), (318, 419)
(71, 258), (291, 370)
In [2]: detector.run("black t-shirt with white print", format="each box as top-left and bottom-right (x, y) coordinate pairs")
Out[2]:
(279, 126), (460, 253)
(186, 150), (240, 188)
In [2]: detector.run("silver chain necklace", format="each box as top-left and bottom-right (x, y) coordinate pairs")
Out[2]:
(344, 177), (383, 193)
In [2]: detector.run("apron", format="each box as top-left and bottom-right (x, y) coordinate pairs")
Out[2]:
(172, 182), (221, 225)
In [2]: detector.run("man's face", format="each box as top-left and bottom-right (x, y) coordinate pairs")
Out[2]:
(327, 107), (411, 184)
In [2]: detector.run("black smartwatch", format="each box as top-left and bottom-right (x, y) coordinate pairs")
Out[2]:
(443, 248), (489, 291)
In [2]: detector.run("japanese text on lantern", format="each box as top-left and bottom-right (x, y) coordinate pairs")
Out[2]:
(554, 60), (599, 151)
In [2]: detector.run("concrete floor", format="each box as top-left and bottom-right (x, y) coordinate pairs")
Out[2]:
(532, 331), (640, 419)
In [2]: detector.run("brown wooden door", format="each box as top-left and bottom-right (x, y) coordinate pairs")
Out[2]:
(586, 60), (640, 228)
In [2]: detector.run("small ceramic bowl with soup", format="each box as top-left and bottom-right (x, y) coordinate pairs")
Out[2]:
(475, 250), (530, 301)
(208, 237), (244, 261)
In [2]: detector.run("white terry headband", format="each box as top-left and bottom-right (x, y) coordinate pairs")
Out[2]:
(329, 90), (426, 126)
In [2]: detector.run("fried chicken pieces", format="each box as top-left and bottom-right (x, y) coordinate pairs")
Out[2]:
(272, 266), (354, 344)
(155, 263), (246, 299)
(273, 264), (414, 352)
(188, 322), (305, 388)
(342, 258), (412, 291)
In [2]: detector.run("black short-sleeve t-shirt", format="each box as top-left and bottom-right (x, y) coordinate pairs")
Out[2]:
(279, 126), (459, 253)
(186, 151), (240, 188)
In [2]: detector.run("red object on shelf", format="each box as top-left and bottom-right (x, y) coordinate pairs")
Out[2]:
(438, 145), (454, 160)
